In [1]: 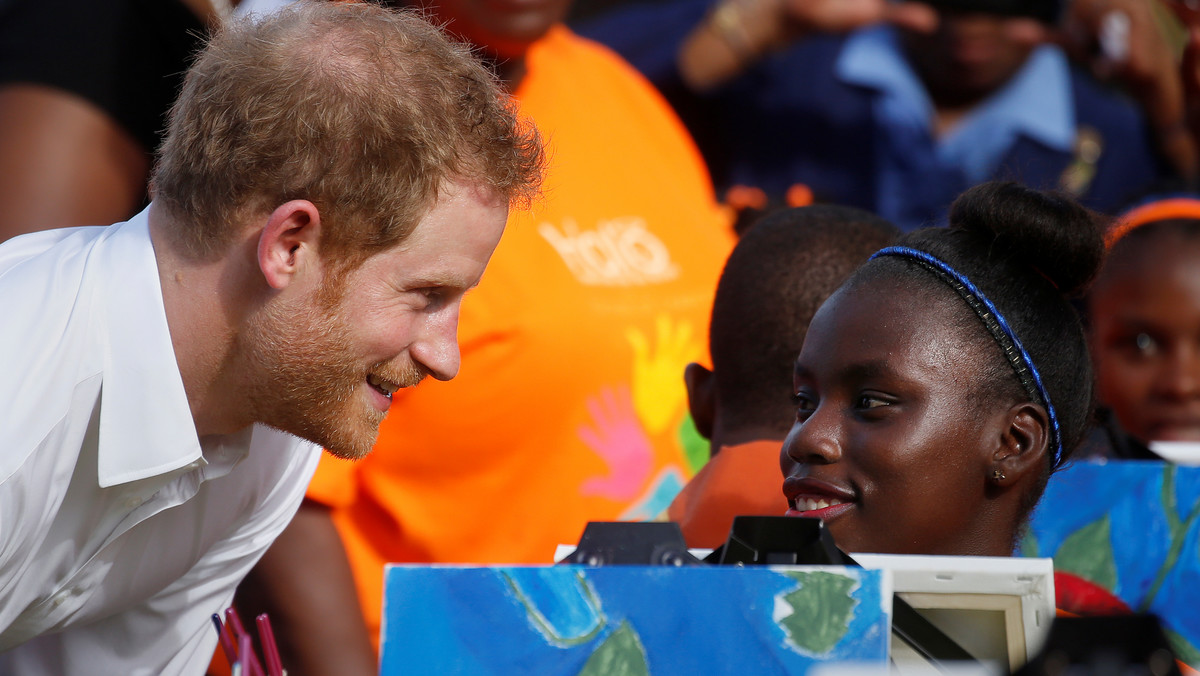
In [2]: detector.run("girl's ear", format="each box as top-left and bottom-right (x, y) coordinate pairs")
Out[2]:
(991, 402), (1050, 486)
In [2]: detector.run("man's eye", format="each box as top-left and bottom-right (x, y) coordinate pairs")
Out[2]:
(418, 288), (445, 309)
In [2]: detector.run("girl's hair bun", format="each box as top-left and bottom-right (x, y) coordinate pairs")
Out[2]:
(947, 181), (1106, 297)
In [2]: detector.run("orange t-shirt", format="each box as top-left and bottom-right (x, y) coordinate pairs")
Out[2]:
(666, 440), (791, 549)
(305, 24), (734, 643)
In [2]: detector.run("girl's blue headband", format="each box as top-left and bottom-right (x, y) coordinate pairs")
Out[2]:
(869, 246), (1064, 469)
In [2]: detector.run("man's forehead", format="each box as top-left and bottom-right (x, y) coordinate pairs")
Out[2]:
(367, 184), (506, 271)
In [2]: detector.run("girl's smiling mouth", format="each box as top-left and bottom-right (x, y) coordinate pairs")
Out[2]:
(785, 501), (855, 521)
(782, 477), (856, 519)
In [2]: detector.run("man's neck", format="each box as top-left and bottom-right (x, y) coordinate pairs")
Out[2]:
(148, 203), (253, 438)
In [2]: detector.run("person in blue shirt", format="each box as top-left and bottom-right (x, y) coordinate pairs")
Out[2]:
(579, 0), (1172, 230)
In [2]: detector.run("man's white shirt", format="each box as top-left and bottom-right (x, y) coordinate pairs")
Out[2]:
(0, 207), (321, 675)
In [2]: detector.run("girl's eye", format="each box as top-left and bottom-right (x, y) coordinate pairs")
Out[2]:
(856, 394), (891, 410)
(792, 392), (816, 420)
(1134, 332), (1157, 356)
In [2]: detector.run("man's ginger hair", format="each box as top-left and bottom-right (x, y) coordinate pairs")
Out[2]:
(152, 0), (542, 265)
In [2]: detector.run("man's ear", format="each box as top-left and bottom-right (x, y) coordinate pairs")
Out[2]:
(257, 200), (322, 290)
(992, 402), (1051, 484)
(684, 362), (716, 441)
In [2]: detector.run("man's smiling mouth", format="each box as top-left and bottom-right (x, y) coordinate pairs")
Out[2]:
(368, 374), (400, 400)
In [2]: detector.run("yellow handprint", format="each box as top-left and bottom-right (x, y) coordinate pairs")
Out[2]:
(625, 314), (703, 435)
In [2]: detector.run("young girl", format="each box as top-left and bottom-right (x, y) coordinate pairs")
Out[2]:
(780, 181), (1104, 556)
(1089, 196), (1200, 453)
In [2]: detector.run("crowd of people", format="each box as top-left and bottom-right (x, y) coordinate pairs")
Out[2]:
(1, 0), (1199, 674)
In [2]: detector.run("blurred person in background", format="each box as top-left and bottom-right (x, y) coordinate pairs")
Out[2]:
(1087, 193), (1200, 460)
(0, 0), (233, 241)
(579, 0), (1177, 230)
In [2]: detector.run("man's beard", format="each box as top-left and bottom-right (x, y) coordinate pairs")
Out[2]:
(233, 291), (424, 460)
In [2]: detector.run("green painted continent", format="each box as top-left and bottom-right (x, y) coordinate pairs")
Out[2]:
(779, 571), (858, 654)
(577, 620), (650, 676)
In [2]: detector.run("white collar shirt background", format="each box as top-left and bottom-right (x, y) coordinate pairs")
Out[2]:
(0, 208), (321, 675)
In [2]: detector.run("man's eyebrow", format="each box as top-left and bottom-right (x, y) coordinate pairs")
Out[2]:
(404, 272), (471, 289)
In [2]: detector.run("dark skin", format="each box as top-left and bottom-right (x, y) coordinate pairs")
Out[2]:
(779, 277), (1049, 556)
(407, 0), (571, 87)
(683, 361), (794, 452)
(0, 84), (148, 242)
(1091, 232), (1200, 443)
(900, 10), (1041, 135)
(0, 1), (229, 242)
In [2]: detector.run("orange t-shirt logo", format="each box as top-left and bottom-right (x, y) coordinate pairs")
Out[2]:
(538, 217), (680, 286)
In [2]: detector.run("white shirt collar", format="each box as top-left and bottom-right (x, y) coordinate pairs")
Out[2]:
(93, 207), (206, 487)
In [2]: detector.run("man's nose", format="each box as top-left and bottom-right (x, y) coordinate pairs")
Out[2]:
(410, 309), (462, 382)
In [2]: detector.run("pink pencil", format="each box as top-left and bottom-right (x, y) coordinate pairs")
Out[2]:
(227, 608), (265, 676)
(238, 632), (265, 676)
(225, 607), (248, 643)
(256, 614), (284, 676)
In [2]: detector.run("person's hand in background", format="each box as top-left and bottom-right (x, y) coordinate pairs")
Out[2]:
(680, 0), (938, 91)
(1169, 0), (1200, 178)
(1059, 0), (1194, 177)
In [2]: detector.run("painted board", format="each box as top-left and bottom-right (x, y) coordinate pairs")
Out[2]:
(854, 554), (1055, 672)
(379, 565), (890, 675)
(1022, 460), (1200, 667)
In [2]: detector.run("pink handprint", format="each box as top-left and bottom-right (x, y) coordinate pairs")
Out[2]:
(578, 385), (653, 501)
